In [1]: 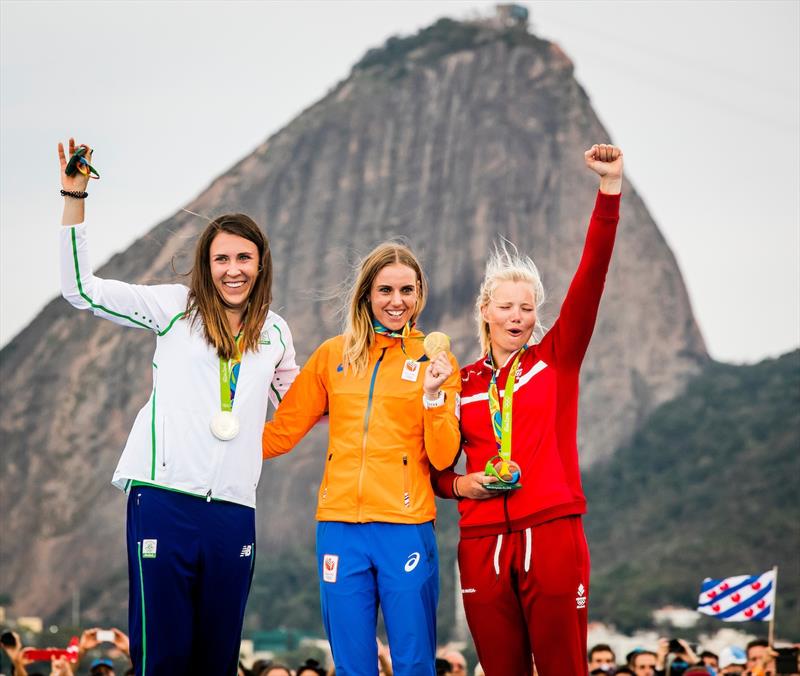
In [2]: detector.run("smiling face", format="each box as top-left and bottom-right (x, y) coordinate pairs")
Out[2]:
(369, 263), (419, 332)
(481, 280), (537, 364)
(209, 231), (260, 309)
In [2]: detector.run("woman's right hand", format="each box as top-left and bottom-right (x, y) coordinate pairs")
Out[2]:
(456, 471), (501, 500)
(57, 137), (92, 192)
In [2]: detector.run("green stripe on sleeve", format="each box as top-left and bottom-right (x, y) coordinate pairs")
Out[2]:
(158, 312), (185, 336)
(71, 227), (185, 334)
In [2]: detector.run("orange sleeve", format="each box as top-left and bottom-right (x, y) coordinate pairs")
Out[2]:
(423, 352), (462, 470)
(262, 340), (330, 459)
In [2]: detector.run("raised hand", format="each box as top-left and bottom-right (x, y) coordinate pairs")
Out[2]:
(111, 628), (130, 658)
(57, 137), (93, 192)
(584, 143), (623, 194)
(78, 628), (100, 658)
(51, 655), (75, 676)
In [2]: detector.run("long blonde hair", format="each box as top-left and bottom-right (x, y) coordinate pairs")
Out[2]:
(342, 243), (427, 375)
(475, 241), (545, 356)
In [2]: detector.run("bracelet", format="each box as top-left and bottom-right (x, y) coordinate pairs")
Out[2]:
(422, 390), (445, 409)
(452, 476), (462, 499)
(61, 189), (88, 199)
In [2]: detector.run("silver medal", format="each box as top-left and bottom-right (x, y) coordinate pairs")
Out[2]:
(210, 410), (240, 441)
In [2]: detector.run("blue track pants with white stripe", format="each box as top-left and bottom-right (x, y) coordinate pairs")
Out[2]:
(317, 521), (439, 676)
(126, 486), (255, 675)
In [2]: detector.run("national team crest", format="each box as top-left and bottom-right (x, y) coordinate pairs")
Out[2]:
(323, 554), (339, 583)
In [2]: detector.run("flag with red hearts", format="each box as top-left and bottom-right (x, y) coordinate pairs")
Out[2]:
(697, 570), (775, 621)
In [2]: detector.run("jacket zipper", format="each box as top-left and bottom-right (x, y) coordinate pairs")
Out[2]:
(321, 453), (333, 502)
(161, 417), (167, 468)
(357, 348), (386, 521)
(402, 455), (410, 509)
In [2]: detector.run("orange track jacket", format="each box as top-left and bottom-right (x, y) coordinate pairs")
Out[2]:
(263, 330), (461, 524)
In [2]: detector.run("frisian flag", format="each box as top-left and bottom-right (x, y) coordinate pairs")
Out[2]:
(697, 570), (775, 621)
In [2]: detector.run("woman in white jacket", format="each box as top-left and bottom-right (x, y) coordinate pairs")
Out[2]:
(58, 138), (299, 675)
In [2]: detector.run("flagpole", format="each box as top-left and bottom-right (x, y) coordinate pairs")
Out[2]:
(768, 565), (779, 646)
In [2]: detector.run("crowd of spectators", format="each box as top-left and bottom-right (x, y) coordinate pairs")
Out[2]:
(586, 638), (799, 676)
(2, 627), (797, 676)
(0, 628), (133, 676)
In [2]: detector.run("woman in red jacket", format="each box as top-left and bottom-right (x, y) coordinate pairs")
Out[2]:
(433, 144), (623, 676)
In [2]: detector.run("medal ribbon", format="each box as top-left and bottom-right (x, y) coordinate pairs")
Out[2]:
(371, 319), (429, 360)
(218, 335), (242, 412)
(487, 348), (525, 472)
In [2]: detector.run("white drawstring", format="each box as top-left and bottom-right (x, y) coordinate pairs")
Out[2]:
(493, 534), (503, 575)
(524, 527), (532, 572)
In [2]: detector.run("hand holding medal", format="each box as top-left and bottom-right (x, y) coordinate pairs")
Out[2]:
(484, 456), (522, 490)
(422, 332), (452, 395)
(58, 138), (99, 192)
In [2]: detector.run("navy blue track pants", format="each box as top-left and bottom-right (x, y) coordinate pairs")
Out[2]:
(317, 521), (439, 676)
(126, 486), (255, 675)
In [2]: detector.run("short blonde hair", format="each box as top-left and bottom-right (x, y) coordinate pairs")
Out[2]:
(475, 241), (545, 356)
(342, 242), (427, 375)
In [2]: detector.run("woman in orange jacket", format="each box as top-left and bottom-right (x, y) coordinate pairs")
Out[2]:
(262, 242), (461, 676)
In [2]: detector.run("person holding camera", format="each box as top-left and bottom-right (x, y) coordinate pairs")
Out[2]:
(58, 139), (299, 675)
(432, 145), (623, 676)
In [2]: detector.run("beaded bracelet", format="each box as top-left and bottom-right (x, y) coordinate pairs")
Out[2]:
(60, 189), (88, 199)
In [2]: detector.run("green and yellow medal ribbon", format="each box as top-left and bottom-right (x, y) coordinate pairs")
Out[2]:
(218, 334), (243, 412)
(371, 319), (429, 360)
(487, 348), (525, 479)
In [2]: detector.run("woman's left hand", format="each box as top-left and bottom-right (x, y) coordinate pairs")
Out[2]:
(584, 143), (623, 194)
(423, 352), (453, 396)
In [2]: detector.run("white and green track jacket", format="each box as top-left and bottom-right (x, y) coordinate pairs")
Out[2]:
(60, 223), (300, 508)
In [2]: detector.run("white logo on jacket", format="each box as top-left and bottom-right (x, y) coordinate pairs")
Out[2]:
(576, 583), (587, 609)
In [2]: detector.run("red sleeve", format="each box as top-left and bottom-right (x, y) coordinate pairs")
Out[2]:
(536, 191), (620, 368)
(430, 453), (462, 500)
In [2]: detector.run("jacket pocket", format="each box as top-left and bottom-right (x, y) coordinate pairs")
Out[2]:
(321, 453), (333, 502)
(160, 416), (167, 469)
(402, 455), (410, 509)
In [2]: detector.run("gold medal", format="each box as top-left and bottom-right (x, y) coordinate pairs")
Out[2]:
(423, 331), (450, 359)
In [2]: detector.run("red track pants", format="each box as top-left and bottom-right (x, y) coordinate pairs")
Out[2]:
(457, 515), (590, 676)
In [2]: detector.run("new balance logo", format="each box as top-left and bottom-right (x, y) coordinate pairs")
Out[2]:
(240, 545), (252, 557)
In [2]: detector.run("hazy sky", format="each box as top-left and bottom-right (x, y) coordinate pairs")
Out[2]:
(1, 1), (798, 363)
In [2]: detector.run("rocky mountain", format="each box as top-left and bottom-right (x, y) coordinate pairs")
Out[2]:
(0, 16), (707, 623)
(584, 350), (800, 639)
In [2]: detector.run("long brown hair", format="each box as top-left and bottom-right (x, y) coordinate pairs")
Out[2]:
(342, 242), (427, 375)
(186, 213), (272, 359)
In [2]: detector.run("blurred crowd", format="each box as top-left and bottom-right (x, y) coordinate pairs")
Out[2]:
(586, 638), (799, 676)
(2, 628), (797, 676)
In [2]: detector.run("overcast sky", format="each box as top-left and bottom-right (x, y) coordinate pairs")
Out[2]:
(1, 1), (798, 363)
